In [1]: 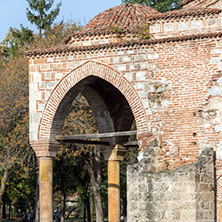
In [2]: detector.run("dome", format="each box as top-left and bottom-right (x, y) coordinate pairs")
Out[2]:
(82, 4), (159, 32)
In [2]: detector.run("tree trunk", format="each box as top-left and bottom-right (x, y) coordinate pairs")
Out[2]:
(90, 150), (94, 222)
(85, 197), (91, 222)
(35, 161), (40, 222)
(0, 196), (2, 222)
(8, 202), (11, 219)
(35, 193), (40, 222)
(122, 197), (127, 217)
(60, 158), (66, 222)
(0, 167), (9, 222)
(15, 207), (19, 218)
(91, 184), (103, 222)
(39, 13), (42, 38)
(83, 146), (104, 222)
(93, 147), (103, 222)
(83, 206), (86, 222)
(90, 188), (94, 222)
(66, 206), (77, 219)
(2, 198), (6, 219)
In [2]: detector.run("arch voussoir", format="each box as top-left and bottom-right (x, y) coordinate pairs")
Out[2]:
(39, 61), (148, 139)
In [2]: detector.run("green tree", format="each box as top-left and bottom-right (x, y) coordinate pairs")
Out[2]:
(0, 25), (34, 58)
(0, 48), (35, 220)
(0, 20), (81, 221)
(3, 159), (37, 218)
(54, 152), (91, 222)
(56, 94), (104, 222)
(26, 0), (62, 36)
(122, 0), (181, 12)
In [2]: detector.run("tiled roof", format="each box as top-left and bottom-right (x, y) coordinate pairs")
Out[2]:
(147, 7), (221, 20)
(26, 32), (222, 58)
(82, 4), (159, 32)
(180, 0), (221, 6)
(180, 0), (196, 6)
(62, 6), (221, 44)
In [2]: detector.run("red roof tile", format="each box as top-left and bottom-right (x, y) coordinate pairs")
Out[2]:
(82, 4), (159, 32)
(62, 6), (221, 44)
(180, 0), (196, 6)
(180, 0), (220, 6)
(148, 7), (221, 20)
(26, 32), (222, 58)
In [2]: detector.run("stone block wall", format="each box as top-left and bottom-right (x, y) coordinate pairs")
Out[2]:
(149, 13), (222, 40)
(127, 148), (215, 222)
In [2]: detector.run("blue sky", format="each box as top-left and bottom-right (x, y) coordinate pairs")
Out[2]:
(0, 0), (122, 42)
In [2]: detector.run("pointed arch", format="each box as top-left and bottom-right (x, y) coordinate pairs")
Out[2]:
(39, 61), (148, 139)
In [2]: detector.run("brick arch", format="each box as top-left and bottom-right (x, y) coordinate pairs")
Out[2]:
(39, 61), (148, 139)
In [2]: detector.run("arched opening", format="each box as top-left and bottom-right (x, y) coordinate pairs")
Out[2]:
(52, 75), (134, 142)
(53, 76), (136, 221)
(32, 62), (148, 222)
(38, 61), (148, 140)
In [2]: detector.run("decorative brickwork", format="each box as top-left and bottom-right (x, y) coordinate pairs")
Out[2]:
(27, 2), (222, 221)
(38, 61), (148, 139)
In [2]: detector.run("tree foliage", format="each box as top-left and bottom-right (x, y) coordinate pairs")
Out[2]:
(55, 95), (104, 222)
(122, 0), (182, 12)
(0, 42), (34, 221)
(26, 0), (62, 36)
(0, 25), (34, 58)
(0, 20), (82, 221)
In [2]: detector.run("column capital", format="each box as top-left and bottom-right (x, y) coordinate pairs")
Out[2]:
(101, 144), (127, 161)
(30, 139), (60, 158)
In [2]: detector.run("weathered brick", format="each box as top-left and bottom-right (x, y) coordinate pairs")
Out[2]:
(27, 3), (222, 221)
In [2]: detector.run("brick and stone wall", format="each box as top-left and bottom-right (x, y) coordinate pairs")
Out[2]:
(28, 35), (222, 172)
(65, 10), (222, 48)
(27, 1), (222, 220)
(127, 148), (215, 222)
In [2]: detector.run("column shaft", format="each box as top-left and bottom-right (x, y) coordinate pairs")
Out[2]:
(39, 157), (53, 222)
(218, 201), (222, 222)
(108, 160), (120, 222)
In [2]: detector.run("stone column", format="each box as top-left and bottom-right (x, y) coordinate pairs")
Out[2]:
(39, 157), (53, 222)
(217, 201), (222, 222)
(108, 159), (120, 222)
(31, 139), (60, 222)
(101, 145), (127, 222)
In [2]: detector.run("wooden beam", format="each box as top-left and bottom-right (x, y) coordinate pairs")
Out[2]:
(56, 138), (110, 145)
(55, 130), (137, 141)
(56, 139), (138, 147)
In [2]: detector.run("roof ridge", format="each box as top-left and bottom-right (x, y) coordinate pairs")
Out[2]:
(82, 4), (158, 32)
(180, 0), (197, 6)
(26, 31), (222, 58)
(147, 6), (221, 20)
